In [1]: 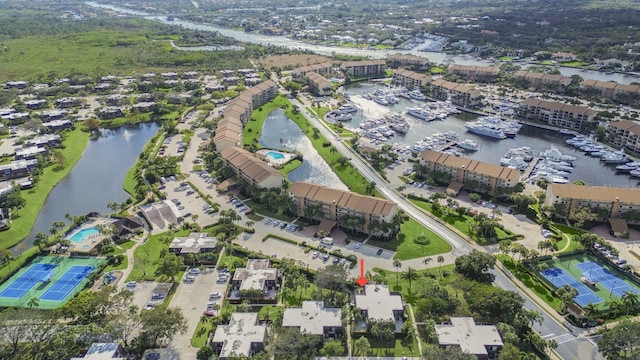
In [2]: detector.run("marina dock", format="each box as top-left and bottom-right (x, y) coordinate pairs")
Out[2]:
(521, 156), (541, 180)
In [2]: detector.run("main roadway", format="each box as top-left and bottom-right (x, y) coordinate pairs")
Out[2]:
(290, 97), (603, 360)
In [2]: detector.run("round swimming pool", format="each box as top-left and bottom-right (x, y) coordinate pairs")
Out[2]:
(69, 227), (99, 243)
(266, 151), (285, 160)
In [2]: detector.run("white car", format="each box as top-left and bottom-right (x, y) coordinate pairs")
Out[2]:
(209, 292), (221, 299)
(188, 268), (201, 275)
(312, 251), (319, 259)
(126, 281), (137, 287)
(184, 275), (196, 283)
(354, 243), (362, 249)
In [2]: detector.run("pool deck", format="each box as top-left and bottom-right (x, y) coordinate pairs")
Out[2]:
(256, 149), (297, 167)
(65, 218), (114, 253)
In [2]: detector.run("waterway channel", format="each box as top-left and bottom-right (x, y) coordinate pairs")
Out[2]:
(86, 1), (640, 85)
(19, 123), (161, 250)
(259, 109), (347, 190)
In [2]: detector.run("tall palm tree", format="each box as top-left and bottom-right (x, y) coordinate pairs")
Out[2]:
(437, 255), (445, 275)
(422, 257), (433, 270)
(27, 297), (39, 309)
(393, 260), (402, 287)
(401, 267), (419, 293)
(621, 291), (639, 315)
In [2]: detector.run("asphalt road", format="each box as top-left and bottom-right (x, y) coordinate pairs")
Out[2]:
(291, 97), (604, 360)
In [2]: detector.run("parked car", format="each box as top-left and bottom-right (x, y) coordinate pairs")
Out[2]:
(376, 249), (384, 256)
(184, 275), (196, 283)
(209, 292), (221, 299)
(188, 268), (200, 275)
(126, 281), (137, 287)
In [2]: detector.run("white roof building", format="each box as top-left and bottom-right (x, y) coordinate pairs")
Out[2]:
(435, 317), (504, 359)
(211, 312), (267, 359)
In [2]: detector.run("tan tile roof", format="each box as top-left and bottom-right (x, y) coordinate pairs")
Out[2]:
(220, 146), (282, 183)
(520, 98), (597, 116)
(289, 182), (396, 216)
(609, 120), (640, 136)
(306, 71), (331, 86)
(341, 60), (386, 67)
(421, 150), (519, 181)
(388, 53), (429, 63)
(395, 69), (431, 82)
(549, 183), (640, 204)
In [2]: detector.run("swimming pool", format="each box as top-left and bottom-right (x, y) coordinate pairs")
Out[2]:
(69, 227), (99, 243)
(266, 151), (285, 160)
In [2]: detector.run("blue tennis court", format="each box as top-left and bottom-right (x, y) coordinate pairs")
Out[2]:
(0, 263), (56, 298)
(540, 268), (603, 306)
(40, 265), (95, 301)
(575, 261), (640, 298)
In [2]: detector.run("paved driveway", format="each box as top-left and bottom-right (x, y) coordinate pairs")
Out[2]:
(169, 268), (228, 359)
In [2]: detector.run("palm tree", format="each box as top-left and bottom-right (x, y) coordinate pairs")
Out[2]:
(0, 249), (14, 270)
(437, 255), (445, 275)
(401, 267), (419, 293)
(27, 297), (39, 309)
(33, 232), (49, 252)
(422, 257), (433, 270)
(354, 336), (371, 357)
(239, 300), (251, 312)
(582, 302), (599, 319)
(556, 285), (578, 313)
(393, 260), (402, 287)
(621, 291), (639, 315)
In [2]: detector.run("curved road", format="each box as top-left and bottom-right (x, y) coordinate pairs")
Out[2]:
(291, 97), (603, 360)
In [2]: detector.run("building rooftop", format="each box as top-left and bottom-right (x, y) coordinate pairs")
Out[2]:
(421, 150), (520, 181)
(355, 284), (403, 322)
(220, 146), (282, 184)
(169, 232), (217, 254)
(282, 301), (342, 336)
(233, 259), (278, 291)
(211, 312), (267, 358)
(70, 343), (125, 360)
(548, 183), (640, 204)
(435, 317), (504, 356)
(289, 182), (396, 217)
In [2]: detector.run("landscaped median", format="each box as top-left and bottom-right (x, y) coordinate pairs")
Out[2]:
(0, 127), (89, 250)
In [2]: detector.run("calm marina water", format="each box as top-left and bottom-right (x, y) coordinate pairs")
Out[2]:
(344, 83), (639, 189)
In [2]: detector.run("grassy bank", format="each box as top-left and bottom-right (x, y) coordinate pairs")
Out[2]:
(0, 128), (89, 250)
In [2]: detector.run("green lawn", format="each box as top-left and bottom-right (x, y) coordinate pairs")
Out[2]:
(278, 159), (302, 176)
(123, 133), (164, 197)
(366, 218), (451, 260)
(191, 319), (214, 348)
(0, 247), (40, 284)
(372, 265), (455, 304)
(498, 255), (563, 312)
(354, 336), (418, 358)
(128, 230), (191, 281)
(0, 128), (89, 250)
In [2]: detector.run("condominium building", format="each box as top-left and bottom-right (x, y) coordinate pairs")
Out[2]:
(429, 79), (482, 107)
(341, 60), (386, 77)
(0, 159), (38, 181)
(514, 70), (572, 90)
(168, 232), (218, 256)
(229, 259), (280, 303)
(288, 182), (398, 237)
(245, 80), (278, 109)
(581, 80), (640, 103)
(305, 72), (333, 96)
(211, 312), (267, 359)
(282, 301), (343, 341)
(213, 116), (243, 152)
(545, 183), (640, 220)
(219, 146), (283, 189)
(387, 53), (430, 69)
(607, 120), (640, 156)
(292, 62), (334, 81)
(516, 98), (598, 131)
(435, 317), (504, 360)
(448, 65), (500, 82)
(355, 284), (405, 333)
(393, 69), (431, 91)
(420, 150), (520, 196)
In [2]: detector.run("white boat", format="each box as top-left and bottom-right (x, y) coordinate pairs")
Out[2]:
(408, 90), (426, 101)
(373, 96), (389, 106)
(602, 151), (630, 164)
(338, 104), (358, 113)
(390, 123), (409, 134)
(407, 107), (434, 121)
(558, 129), (579, 136)
(458, 139), (479, 151)
(630, 170), (640, 178)
(334, 112), (353, 121)
(465, 123), (506, 139)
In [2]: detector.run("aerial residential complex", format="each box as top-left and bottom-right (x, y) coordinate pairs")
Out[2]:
(291, 62), (334, 81)
(288, 182), (398, 237)
(516, 98), (598, 131)
(435, 317), (504, 360)
(607, 120), (640, 156)
(448, 65), (500, 82)
(354, 284), (405, 332)
(282, 301), (343, 341)
(514, 70), (572, 90)
(420, 150), (521, 196)
(387, 53), (430, 69)
(429, 79), (482, 107)
(229, 259), (280, 303)
(393, 69), (431, 91)
(305, 71), (333, 96)
(210, 312), (267, 359)
(219, 146), (284, 190)
(340, 60), (386, 77)
(545, 183), (640, 220)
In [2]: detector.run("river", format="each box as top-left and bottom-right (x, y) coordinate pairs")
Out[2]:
(259, 109), (347, 190)
(85, 2), (640, 85)
(20, 123), (161, 250)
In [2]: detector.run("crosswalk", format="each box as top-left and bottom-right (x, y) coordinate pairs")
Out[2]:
(549, 333), (577, 344)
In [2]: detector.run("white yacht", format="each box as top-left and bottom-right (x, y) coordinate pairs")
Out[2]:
(465, 123), (506, 139)
(458, 139), (479, 152)
(407, 107), (434, 121)
(338, 104), (358, 113)
(408, 90), (426, 101)
(373, 96), (389, 106)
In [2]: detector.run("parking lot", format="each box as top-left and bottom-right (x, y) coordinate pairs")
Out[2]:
(169, 267), (229, 359)
(160, 177), (218, 227)
(123, 281), (169, 312)
(158, 134), (186, 157)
